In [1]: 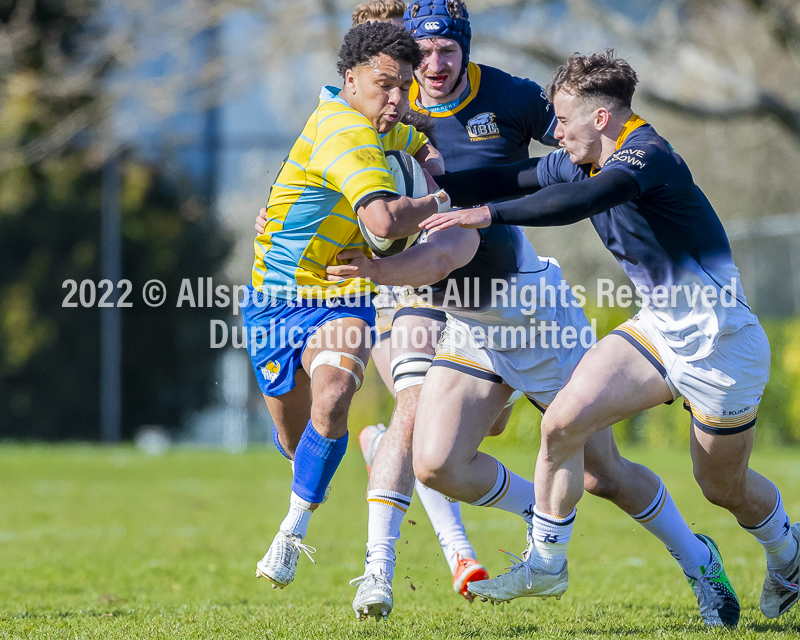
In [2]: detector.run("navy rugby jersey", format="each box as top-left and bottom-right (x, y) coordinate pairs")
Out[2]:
(536, 115), (757, 359)
(417, 224), (566, 350)
(410, 62), (556, 171)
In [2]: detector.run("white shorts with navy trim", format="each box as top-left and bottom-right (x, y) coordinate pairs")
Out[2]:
(611, 314), (770, 435)
(431, 303), (593, 412)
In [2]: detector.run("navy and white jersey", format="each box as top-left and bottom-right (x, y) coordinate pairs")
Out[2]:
(537, 115), (757, 360)
(417, 225), (570, 350)
(411, 62), (556, 172)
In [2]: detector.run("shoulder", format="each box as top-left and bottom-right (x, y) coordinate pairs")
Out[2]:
(615, 125), (674, 163)
(477, 65), (546, 97)
(476, 64), (551, 132)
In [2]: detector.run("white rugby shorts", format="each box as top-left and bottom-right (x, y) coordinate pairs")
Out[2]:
(611, 314), (770, 435)
(431, 302), (594, 412)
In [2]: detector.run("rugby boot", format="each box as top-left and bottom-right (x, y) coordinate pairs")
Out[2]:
(687, 534), (739, 627)
(351, 572), (393, 621)
(452, 554), (490, 602)
(760, 522), (800, 618)
(255, 530), (316, 589)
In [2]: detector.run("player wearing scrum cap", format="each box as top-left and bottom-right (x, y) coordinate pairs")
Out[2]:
(423, 50), (798, 626)
(327, 1), (728, 625)
(245, 21), (449, 592)
(256, 2), (720, 624)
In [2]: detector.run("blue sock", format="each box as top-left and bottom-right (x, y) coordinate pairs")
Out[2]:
(272, 425), (291, 460)
(291, 420), (348, 503)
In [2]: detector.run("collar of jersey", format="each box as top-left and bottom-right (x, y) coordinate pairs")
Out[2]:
(590, 112), (648, 177)
(320, 85), (352, 109)
(409, 62), (481, 118)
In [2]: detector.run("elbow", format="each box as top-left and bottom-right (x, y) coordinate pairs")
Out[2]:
(362, 201), (405, 239)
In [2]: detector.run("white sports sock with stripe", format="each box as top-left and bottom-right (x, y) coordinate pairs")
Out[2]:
(630, 480), (709, 579)
(364, 490), (411, 581)
(528, 506), (574, 573)
(469, 459), (535, 524)
(742, 485), (797, 570)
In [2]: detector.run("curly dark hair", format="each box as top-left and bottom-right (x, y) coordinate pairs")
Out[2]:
(337, 21), (423, 77)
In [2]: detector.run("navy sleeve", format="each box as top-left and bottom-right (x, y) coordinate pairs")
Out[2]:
(508, 74), (557, 147)
(489, 169), (640, 227)
(535, 149), (584, 187)
(434, 158), (541, 208)
(600, 139), (670, 193)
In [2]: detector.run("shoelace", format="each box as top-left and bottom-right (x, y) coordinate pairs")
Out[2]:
(349, 573), (384, 587)
(499, 549), (533, 590)
(694, 575), (723, 612)
(768, 568), (799, 594)
(287, 537), (317, 565)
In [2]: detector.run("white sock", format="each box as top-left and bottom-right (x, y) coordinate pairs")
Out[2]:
(630, 480), (710, 579)
(279, 491), (313, 538)
(469, 459), (535, 524)
(364, 490), (411, 581)
(528, 505), (574, 573)
(742, 485), (798, 569)
(415, 480), (475, 574)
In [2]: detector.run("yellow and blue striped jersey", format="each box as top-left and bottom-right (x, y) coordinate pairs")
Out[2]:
(252, 86), (429, 298)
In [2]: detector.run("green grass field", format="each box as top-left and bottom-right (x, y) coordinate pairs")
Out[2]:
(1, 441), (799, 639)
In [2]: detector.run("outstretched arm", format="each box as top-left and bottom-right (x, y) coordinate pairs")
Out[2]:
(326, 226), (480, 289)
(434, 157), (542, 208)
(422, 168), (640, 232)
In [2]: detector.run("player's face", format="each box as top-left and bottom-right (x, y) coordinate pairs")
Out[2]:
(415, 37), (463, 101)
(553, 90), (603, 166)
(346, 54), (415, 134)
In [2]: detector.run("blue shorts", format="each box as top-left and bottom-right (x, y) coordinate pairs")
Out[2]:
(242, 286), (376, 397)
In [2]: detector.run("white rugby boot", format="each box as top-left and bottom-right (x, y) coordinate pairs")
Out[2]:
(350, 572), (394, 621)
(760, 522), (800, 618)
(255, 530), (316, 589)
(467, 531), (568, 603)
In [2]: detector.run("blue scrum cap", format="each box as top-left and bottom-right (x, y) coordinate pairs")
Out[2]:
(403, 0), (471, 78)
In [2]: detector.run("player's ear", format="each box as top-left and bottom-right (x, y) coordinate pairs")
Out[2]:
(344, 68), (357, 95)
(595, 106), (611, 131)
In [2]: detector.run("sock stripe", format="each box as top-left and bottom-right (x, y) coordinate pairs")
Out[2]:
(475, 463), (509, 507)
(742, 487), (781, 531)
(633, 484), (667, 524)
(367, 498), (409, 514)
(534, 508), (576, 527)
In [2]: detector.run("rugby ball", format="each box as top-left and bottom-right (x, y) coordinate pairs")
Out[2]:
(358, 150), (428, 257)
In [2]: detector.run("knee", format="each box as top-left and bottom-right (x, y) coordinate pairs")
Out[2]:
(694, 469), (746, 510)
(412, 447), (451, 492)
(539, 408), (582, 462)
(311, 379), (354, 433)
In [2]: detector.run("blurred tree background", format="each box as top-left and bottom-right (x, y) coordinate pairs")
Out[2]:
(1, 0), (799, 444)
(0, 0), (231, 439)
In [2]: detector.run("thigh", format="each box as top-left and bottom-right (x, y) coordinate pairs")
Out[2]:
(263, 368), (311, 456)
(370, 336), (394, 394)
(545, 333), (674, 436)
(690, 424), (755, 485)
(414, 365), (510, 467)
(390, 311), (445, 359)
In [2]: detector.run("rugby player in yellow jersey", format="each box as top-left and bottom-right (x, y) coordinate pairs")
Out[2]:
(244, 21), (449, 590)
